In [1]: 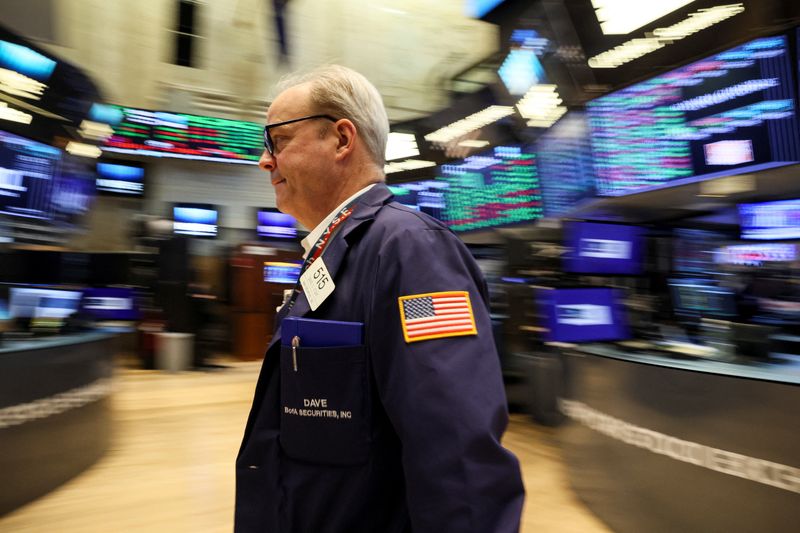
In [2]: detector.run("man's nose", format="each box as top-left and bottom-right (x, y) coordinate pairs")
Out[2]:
(259, 150), (276, 171)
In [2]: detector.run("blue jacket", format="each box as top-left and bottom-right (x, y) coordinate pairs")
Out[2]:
(235, 184), (524, 532)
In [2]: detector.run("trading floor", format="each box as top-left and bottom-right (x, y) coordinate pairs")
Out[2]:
(0, 359), (610, 533)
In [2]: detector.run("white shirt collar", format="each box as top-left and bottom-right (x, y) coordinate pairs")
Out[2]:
(300, 183), (377, 259)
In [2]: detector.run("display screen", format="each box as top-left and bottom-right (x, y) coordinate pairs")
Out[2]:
(0, 130), (60, 219)
(96, 161), (144, 196)
(52, 156), (96, 220)
(739, 198), (800, 240)
(588, 35), (800, 196)
(669, 279), (737, 318)
(538, 287), (630, 343)
(714, 243), (796, 266)
(535, 113), (595, 217)
(388, 180), (448, 220)
(257, 209), (297, 239)
(99, 104), (262, 164)
(81, 287), (140, 321)
(437, 145), (543, 232)
(672, 228), (727, 274)
(173, 203), (218, 237)
(9, 287), (83, 319)
(564, 221), (644, 275)
(263, 261), (302, 284)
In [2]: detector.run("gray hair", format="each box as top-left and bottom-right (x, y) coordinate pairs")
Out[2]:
(273, 65), (390, 168)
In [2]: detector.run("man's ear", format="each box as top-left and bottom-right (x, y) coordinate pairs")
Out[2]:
(333, 119), (357, 160)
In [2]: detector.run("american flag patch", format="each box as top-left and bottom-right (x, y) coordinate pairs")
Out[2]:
(398, 291), (477, 343)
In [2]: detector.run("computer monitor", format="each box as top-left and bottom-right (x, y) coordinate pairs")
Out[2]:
(564, 221), (644, 275)
(263, 261), (302, 284)
(257, 208), (297, 240)
(669, 279), (737, 318)
(81, 287), (140, 321)
(0, 130), (61, 220)
(96, 161), (144, 196)
(173, 203), (218, 238)
(538, 287), (630, 343)
(739, 198), (800, 240)
(9, 287), (83, 325)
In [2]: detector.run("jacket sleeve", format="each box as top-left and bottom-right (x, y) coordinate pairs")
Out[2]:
(367, 225), (525, 533)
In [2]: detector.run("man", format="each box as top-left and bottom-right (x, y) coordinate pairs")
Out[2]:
(236, 65), (524, 533)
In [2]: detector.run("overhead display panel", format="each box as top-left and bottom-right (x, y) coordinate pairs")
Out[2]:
(438, 145), (543, 232)
(587, 35), (800, 196)
(535, 112), (596, 217)
(388, 145), (543, 232)
(97, 104), (263, 164)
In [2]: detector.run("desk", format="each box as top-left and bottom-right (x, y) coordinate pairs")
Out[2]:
(559, 343), (800, 533)
(0, 332), (115, 515)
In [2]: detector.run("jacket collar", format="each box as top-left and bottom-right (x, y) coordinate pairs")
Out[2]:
(267, 183), (393, 348)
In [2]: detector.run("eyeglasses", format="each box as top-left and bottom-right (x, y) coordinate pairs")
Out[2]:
(263, 114), (339, 155)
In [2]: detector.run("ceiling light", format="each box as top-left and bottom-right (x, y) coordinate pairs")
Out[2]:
(0, 67), (47, 100)
(516, 84), (567, 128)
(0, 102), (32, 124)
(384, 159), (437, 174)
(66, 141), (102, 158)
(385, 132), (419, 161)
(457, 140), (490, 148)
(588, 4), (744, 68)
(424, 106), (515, 145)
(79, 120), (114, 141)
(592, 0), (696, 35)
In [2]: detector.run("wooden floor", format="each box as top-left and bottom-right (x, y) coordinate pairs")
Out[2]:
(0, 360), (611, 533)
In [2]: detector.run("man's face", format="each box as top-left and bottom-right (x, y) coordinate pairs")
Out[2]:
(259, 84), (336, 225)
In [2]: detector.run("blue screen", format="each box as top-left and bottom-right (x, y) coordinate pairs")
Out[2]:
(465, 0), (506, 18)
(739, 198), (800, 240)
(564, 222), (644, 275)
(96, 162), (144, 195)
(0, 130), (60, 220)
(539, 288), (629, 343)
(257, 209), (297, 239)
(173, 204), (218, 237)
(9, 287), (83, 319)
(264, 262), (302, 284)
(81, 287), (140, 320)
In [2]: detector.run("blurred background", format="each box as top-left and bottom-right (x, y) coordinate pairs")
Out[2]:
(1, 1), (799, 532)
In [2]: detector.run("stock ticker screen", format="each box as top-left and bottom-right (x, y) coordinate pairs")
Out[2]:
(389, 146), (543, 232)
(535, 112), (595, 217)
(96, 104), (263, 164)
(0, 130), (60, 220)
(440, 145), (543, 232)
(588, 35), (800, 196)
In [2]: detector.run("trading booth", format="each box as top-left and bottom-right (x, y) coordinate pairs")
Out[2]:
(508, 31), (800, 533)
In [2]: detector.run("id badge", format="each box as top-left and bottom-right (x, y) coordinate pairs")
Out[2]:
(300, 257), (335, 311)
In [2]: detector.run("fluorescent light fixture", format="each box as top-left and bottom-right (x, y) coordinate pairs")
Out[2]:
(592, 0), (696, 35)
(0, 67), (47, 100)
(457, 140), (490, 148)
(385, 132), (419, 161)
(516, 84), (567, 128)
(589, 4), (744, 68)
(79, 119), (114, 141)
(0, 102), (32, 124)
(424, 106), (515, 145)
(384, 159), (437, 174)
(66, 141), (102, 158)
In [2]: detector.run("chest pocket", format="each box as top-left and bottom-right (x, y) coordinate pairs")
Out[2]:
(279, 344), (370, 465)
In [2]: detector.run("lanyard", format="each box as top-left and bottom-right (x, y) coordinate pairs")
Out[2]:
(283, 201), (357, 312)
